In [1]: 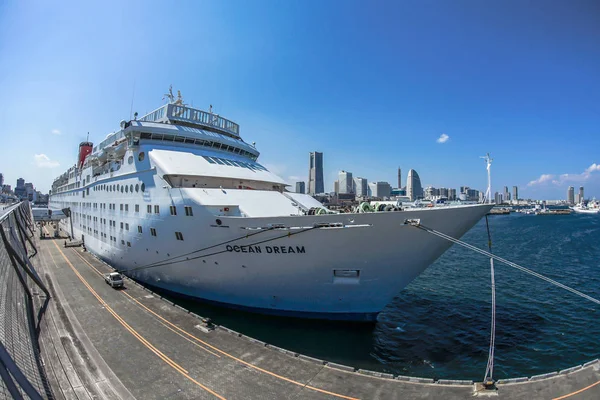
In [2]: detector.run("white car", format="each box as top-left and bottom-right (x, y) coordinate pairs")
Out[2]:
(104, 272), (124, 288)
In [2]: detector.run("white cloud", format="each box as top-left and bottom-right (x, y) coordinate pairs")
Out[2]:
(51, 129), (61, 135)
(34, 154), (60, 168)
(528, 163), (600, 187)
(436, 133), (449, 144)
(528, 174), (554, 186)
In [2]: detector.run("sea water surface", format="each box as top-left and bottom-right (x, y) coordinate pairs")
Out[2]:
(168, 212), (600, 380)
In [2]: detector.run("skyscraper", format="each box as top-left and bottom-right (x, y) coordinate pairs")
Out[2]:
(579, 186), (584, 202)
(0, 173), (3, 187)
(512, 186), (518, 202)
(406, 169), (423, 201)
(308, 152), (324, 194)
(397, 167), (401, 189)
(354, 177), (368, 197)
(338, 170), (353, 194)
(567, 186), (575, 205)
(503, 186), (510, 202)
(295, 181), (305, 194)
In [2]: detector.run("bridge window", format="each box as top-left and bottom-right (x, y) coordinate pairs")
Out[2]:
(147, 205), (151, 213)
(170, 206), (177, 216)
(184, 206), (193, 216)
(150, 228), (157, 237)
(154, 205), (160, 214)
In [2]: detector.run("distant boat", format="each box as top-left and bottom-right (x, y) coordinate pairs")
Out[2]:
(571, 202), (600, 214)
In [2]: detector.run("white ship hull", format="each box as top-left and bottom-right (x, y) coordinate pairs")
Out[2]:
(53, 177), (491, 321)
(571, 207), (599, 214)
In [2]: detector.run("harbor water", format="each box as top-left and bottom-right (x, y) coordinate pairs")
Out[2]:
(166, 212), (600, 380)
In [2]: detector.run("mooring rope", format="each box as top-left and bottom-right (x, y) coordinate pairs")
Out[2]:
(483, 215), (496, 385)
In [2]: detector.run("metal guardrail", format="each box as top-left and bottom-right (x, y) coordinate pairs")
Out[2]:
(0, 201), (52, 399)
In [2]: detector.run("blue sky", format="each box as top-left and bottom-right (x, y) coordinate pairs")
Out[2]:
(1, 0), (599, 199)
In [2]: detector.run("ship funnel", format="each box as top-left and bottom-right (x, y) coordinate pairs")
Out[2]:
(78, 141), (93, 169)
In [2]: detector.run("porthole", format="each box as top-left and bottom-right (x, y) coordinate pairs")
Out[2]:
(121, 186), (124, 193)
(141, 183), (145, 192)
(138, 152), (145, 162)
(116, 184), (119, 191)
(112, 184), (115, 191)
(130, 184), (133, 193)
(125, 185), (129, 193)
(135, 184), (139, 192)
(128, 156), (134, 165)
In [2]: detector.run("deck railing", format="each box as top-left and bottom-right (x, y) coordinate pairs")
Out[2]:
(0, 202), (52, 399)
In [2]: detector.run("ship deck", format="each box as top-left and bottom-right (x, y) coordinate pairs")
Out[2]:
(35, 226), (600, 400)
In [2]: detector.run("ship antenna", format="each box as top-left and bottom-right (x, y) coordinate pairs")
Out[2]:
(480, 153), (493, 204)
(86, 132), (89, 142)
(129, 79), (136, 120)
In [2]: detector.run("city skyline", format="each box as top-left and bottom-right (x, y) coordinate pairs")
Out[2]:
(1, 1), (599, 198)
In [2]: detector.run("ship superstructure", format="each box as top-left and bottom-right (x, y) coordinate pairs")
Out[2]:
(50, 89), (493, 321)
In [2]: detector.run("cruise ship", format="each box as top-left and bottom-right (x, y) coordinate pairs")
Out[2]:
(50, 89), (493, 321)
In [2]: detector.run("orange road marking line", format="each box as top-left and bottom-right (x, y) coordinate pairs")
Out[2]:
(46, 236), (226, 400)
(553, 379), (600, 400)
(70, 249), (221, 359)
(66, 243), (359, 400)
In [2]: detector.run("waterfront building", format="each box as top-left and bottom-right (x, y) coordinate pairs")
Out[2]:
(406, 169), (423, 201)
(14, 178), (26, 198)
(448, 188), (457, 201)
(338, 170), (353, 194)
(567, 186), (575, 205)
(397, 167), (401, 189)
(390, 187), (407, 197)
(369, 181), (392, 199)
(503, 186), (510, 202)
(579, 186), (584, 202)
(308, 151), (324, 194)
(438, 188), (449, 198)
(494, 192), (503, 204)
(424, 186), (439, 199)
(354, 177), (368, 197)
(295, 181), (305, 194)
(333, 180), (339, 194)
(0, 173), (3, 187)
(512, 186), (518, 202)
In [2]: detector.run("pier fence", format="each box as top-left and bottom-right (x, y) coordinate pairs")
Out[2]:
(0, 201), (52, 399)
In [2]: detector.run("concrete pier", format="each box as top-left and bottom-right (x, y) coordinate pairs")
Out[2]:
(33, 228), (600, 399)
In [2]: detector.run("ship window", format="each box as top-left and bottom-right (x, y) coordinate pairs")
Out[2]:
(154, 205), (159, 214)
(135, 184), (139, 192)
(125, 223), (129, 230)
(120, 222), (123, 229)
(170, 206), (177, 216)
(150, 228), (157, 236)
(116, 184), (119, 191)
(127, 241), (131, 247)
(130, 184), (133, 193)
(138, 226), (142, 233)
(213, 158), (226, 165)
(135, 204), (139, 212)
(184, 206), (193, 216)
(147, 205), (151, 213)
(120, 204), (123, 211)
(141, 183), (145, 192)
(121, 186), (124, 193)
(125, 204), (129, 212)
(175, 231), (184, 241)
(203, 156), (216, 164)
(221, 159), (234, 166)
(121, 239), (125, 245)
(125, 185), (129, 193)
(139, 152), (145, 161)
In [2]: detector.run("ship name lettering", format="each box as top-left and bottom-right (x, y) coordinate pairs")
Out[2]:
(225, 245), (305, 254)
